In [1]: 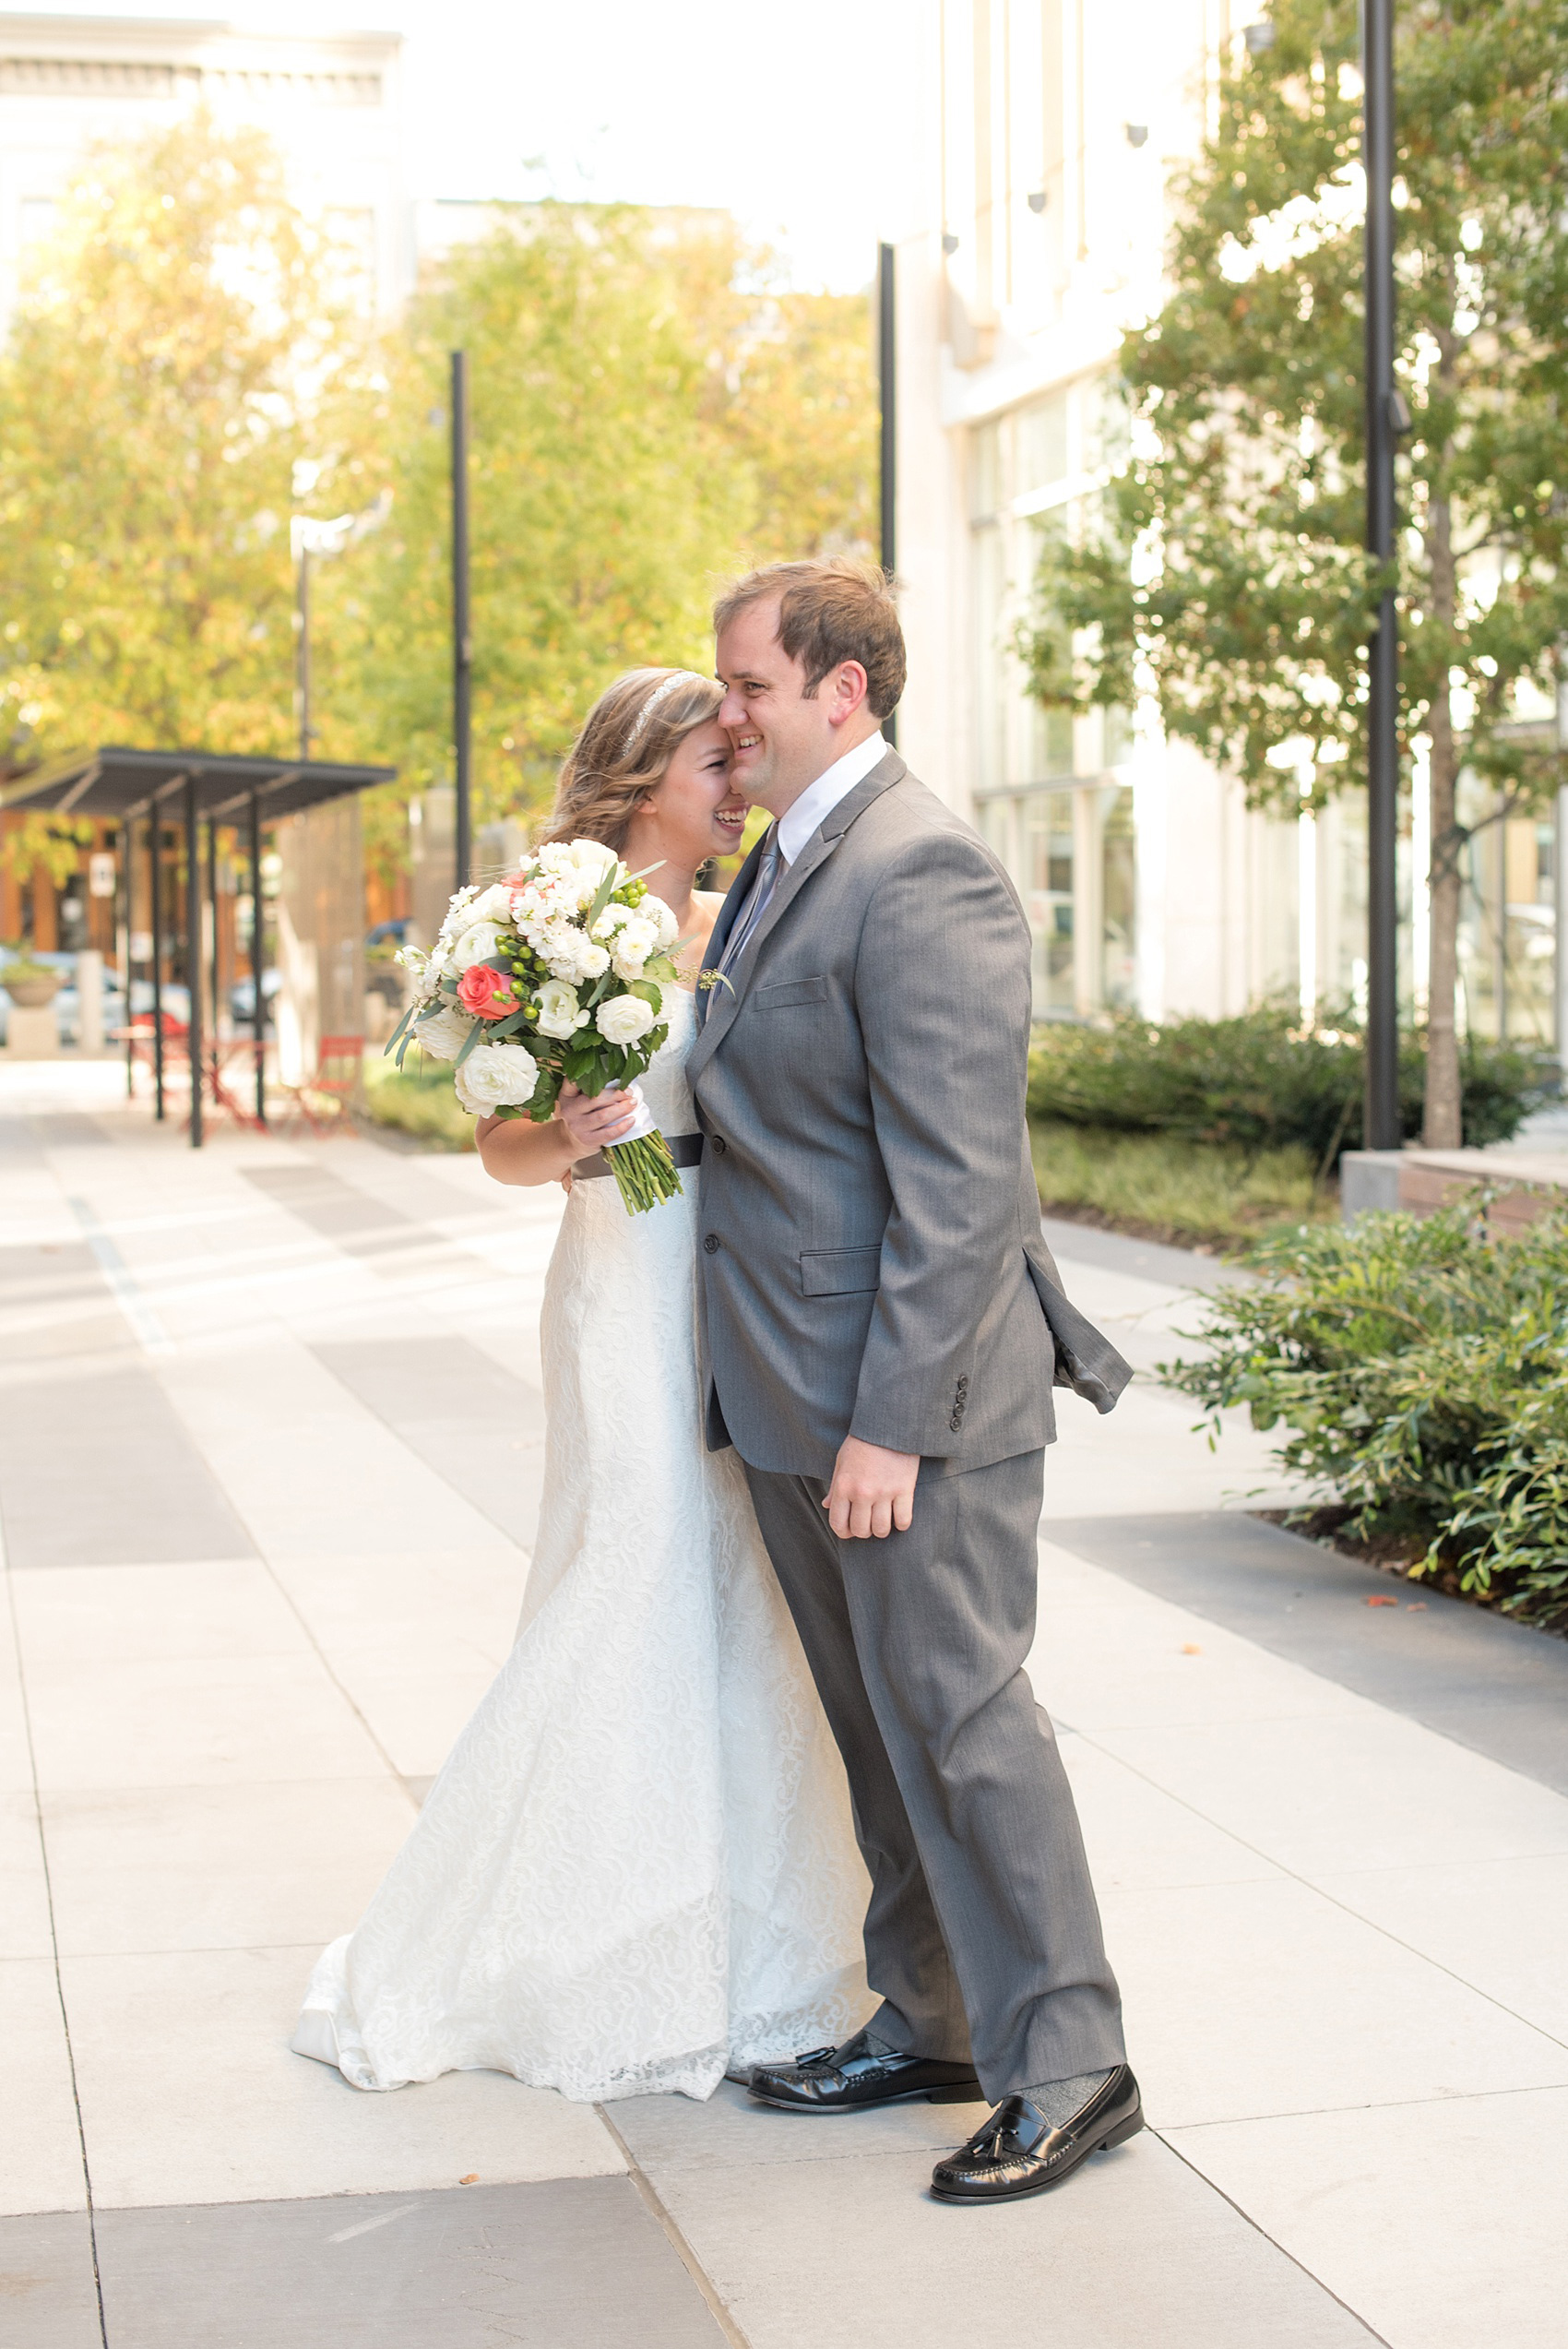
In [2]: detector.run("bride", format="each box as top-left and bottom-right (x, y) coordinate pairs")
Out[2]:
(292, 667), (871, 2103)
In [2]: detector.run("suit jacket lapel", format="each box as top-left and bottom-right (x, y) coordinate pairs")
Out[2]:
(687, 752), (907, 1084)
(695, 832), (766, 1029)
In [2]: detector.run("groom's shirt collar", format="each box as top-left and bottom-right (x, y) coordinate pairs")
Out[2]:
(775, 730), (886, 865)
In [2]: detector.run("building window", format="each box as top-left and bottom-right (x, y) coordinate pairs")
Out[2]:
(969, 375), (1135, 1019)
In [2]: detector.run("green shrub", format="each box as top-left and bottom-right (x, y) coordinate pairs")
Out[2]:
(362, 1054), (475, 1151)
(1159, 1201), (1568, 1625)
(1028, 1007), (1549, 1165)
(1030, 1120), (1329, 1250)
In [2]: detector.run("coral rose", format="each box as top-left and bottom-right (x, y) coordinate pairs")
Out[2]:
(457, 964), (521, 1020)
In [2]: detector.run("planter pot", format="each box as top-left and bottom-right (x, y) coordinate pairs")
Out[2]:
(6, 974), (62, 1008)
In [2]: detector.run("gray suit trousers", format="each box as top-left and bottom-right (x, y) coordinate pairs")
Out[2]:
(743, 1449), (1126, 2103)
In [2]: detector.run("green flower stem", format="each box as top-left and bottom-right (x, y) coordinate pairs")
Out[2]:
(606, 1130), (683, 1215)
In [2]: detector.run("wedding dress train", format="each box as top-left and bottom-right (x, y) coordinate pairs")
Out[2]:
(292, 986), (871, 2101)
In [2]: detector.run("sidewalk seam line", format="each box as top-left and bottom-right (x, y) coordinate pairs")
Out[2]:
(593, 2105), (753, 2349)
(1156, 2129), (1395, 2343)
(4, 1556), (110, 2348)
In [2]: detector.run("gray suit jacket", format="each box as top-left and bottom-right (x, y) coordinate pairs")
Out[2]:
(689, 752), (1132, 1480)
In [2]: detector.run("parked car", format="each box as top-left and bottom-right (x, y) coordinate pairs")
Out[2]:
(227, 969), (283, 1025)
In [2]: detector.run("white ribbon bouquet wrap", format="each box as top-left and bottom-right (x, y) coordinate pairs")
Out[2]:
(387, 841), (684, 1213)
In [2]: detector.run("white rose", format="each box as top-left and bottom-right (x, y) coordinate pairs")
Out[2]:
(535, 978), (589, 1040)
(453, 1040), (540, 1115)
(595, 994), (657, 1047)
(568, 838), (621, 876)
(412, 1001), (472, 1060)
(452, 920), (505, 971)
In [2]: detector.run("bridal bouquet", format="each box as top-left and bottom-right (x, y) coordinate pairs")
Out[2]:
(388, 839), (685, 1213)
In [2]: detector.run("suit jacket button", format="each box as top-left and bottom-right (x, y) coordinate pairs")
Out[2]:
(704, 1234), (721, 1254)
(711, 1135), (728, 1155)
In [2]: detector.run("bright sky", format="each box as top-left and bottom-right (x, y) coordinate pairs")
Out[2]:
(22, 2), (930, 290)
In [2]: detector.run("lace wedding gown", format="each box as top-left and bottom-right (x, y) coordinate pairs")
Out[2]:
(292, 985), (871, 2102)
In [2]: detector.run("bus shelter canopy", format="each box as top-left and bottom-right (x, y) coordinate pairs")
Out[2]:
(1, 745), (399, 1147)
(1, 745), (396, 824)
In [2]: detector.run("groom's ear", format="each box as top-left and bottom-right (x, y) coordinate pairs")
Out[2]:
(826, 660), (871, 725)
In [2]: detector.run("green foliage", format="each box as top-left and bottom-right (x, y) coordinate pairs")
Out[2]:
(1028, 1008), (1548, 1163)
(0, 129), (875, 875)
(1018, 0), (1568, 815)
(0, 111), (333, 768)
(1029, 1119), (1328, 1250)
(308, 211), (877, 830)
(1160, 1203), (1568, 1624)
(362, 1055), (475, 1151)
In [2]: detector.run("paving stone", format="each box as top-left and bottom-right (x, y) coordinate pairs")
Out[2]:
(0, 2209), (101, 2347)
(0, 1365), (255, 1570)
(93, 2177), (725, 2348)
(615, 2092), (1376, 2349)
(312, 1338), (547, 1551)
(1051, 1509), (1568, 1795)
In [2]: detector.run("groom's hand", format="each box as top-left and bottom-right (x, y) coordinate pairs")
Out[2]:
(824, 1437), (921, 1541)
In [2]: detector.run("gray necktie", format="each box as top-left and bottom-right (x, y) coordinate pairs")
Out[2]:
(710, 829), (783, 999)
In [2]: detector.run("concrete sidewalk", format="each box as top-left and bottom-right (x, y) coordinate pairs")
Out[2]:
(3, 1062), (1566, 2347)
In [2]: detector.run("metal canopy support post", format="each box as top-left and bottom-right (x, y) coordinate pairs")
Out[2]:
(185, 775), (203, 1148)
(451, 348), (472, 894)
(878, 241), (897, 753)
(250, 790), (267, 1124)
(206, 816), (220, 1106)
(122, 823), (134, 1098)
(148, 810), (165, 1121)
(1362, 0), (1401, 1151)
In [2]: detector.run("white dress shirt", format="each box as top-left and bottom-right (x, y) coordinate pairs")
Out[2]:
(776, 730), (888, 865)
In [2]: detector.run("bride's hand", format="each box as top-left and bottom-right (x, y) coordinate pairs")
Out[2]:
(556, 1081), (641, 1156)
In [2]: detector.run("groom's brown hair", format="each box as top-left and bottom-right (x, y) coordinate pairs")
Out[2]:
(714, 558), (906, 721)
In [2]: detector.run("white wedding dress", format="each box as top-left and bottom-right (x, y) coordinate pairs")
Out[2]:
(292, 985), (871, 2102)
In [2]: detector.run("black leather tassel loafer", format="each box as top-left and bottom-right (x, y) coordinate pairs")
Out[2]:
(929, 2066), (1144, 2203)
(748, 2028), (981, 2114)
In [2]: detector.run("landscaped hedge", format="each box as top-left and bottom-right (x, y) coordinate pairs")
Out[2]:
(1027, 1008), (1550, 1166)
(362, 1055), (475, 1150)
(1160, 1201), (1568, 1627)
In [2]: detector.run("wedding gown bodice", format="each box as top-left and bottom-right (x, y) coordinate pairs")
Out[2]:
(294, 983), (870, 2102)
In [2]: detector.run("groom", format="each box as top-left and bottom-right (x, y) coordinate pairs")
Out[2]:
(688, 558), (1140, 2206)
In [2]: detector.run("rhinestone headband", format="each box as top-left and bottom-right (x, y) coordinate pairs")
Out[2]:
(624, 669), (705, 752)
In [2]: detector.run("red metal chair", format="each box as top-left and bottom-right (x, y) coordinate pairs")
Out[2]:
(279, 1034), (365, 1136)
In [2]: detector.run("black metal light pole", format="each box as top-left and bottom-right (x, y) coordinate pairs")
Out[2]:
(451, 349), (472, 893)
(877, 243), (897, 752)
(185, 776), (203, 1149)
(1362, 0), (1401, 1151)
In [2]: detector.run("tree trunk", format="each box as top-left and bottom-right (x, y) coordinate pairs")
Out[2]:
(1424, 693), (1463, 1148)
(1423, 487), (1464, 1149)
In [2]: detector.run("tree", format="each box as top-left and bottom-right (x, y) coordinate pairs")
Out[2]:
(0, 111), (335, 769)
(309, 209), (877, 835)
(1019, 0), (1568, 1146)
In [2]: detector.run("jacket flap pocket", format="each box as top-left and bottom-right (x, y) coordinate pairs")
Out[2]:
(800, 1246), (881, 1297)
(754, 974), (829, 1009)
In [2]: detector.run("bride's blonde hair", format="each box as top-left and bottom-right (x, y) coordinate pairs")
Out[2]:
(540, 668), (724, 853)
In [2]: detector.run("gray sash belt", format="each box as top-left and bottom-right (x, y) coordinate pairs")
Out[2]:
(572, 1133), (704, 1181)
